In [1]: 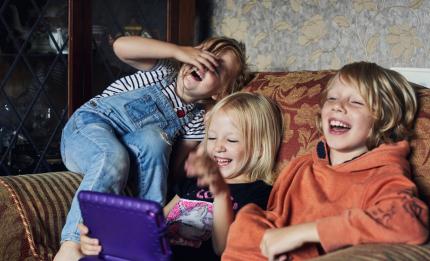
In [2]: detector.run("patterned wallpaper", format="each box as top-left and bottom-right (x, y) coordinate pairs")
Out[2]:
(206, 0), (430, 72)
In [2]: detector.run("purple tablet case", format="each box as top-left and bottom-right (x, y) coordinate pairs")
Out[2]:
(78, 190), (171, 261)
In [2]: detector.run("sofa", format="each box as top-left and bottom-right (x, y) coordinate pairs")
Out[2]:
(1, 70), (430, 261)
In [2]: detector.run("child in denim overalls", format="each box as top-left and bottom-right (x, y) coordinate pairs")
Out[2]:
(54, 36), (248, 261)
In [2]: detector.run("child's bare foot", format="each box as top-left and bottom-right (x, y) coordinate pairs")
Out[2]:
(54, 241), (83, 261)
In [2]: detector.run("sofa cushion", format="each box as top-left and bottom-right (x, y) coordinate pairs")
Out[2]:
(411, 87), (430, 203)
(315, 242), (430, 260)
(0, 171), (82, 261)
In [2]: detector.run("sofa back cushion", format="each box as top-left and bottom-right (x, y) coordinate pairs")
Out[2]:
(244, 71), (430, 204)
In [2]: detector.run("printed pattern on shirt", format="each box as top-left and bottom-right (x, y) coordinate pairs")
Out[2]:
(166, 178), (272, 250)
(166, 199), (213, 248)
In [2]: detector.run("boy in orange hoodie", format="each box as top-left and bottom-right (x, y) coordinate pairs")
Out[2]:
(222, 61), (429, 261)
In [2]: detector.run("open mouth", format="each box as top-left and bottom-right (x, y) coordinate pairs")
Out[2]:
(190, 68), (203, 81)
(329, 119), (351, 132)
(214, 156), (232, 167)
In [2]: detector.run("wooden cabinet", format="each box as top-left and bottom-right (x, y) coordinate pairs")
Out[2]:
(0, 0), (195, 175)
(69, 0), (196, 114)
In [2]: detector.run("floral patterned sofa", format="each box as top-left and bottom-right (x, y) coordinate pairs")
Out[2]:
(1, 70), (430, 260)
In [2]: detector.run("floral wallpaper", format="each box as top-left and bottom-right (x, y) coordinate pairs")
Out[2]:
(207, 0), (430, 71)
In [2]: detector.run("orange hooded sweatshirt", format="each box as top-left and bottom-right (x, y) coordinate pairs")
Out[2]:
(222, 140), (429, 261)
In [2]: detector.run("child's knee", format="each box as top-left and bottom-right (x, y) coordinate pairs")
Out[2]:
(96, 147), (130, 186)
(124, 128), (172, 157)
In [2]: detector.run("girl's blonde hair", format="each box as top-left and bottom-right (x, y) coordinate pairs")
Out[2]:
(199, 37), (248, 97)
(204, 92), (283, 184)
(317, 61), (417, 150)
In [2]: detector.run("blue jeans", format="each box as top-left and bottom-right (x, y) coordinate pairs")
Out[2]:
(60, 84), (196, 242)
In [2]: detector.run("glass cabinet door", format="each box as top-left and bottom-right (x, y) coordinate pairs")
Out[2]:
(0, 0), (195, 175)
(90, 0), (168, 96)
(0, 0), (69, 175)
(67, 0), (195, 113)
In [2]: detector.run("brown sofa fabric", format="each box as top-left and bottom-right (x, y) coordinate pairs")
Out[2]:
(314, 242), (430, 260)
(0, 70), (429, 260)
(411, 87), (430, 203)
(0, 172), (82, 261)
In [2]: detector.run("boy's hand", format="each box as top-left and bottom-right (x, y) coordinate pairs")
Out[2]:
(175, 46), (219, 73)
(184, 147), (228, 196)
(78, 223), (102, 256)
(260, 222), (319, 261)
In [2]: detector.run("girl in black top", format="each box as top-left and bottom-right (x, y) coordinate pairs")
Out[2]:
(79, 92), (283, 261)
(168, 92), (283, 260)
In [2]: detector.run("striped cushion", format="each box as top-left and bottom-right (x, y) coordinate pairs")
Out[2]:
(0, 171), (82, 260)
(315, 243), (430, 260)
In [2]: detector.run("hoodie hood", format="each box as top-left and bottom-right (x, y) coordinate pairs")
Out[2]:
(312, 139), (411, 176)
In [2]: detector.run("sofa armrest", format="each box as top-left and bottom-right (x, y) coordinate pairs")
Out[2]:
(313, 243), (430, 260)
(0, 171), (82, 261)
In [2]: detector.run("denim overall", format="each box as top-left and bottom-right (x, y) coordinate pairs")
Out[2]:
(60, 82), (199, 242)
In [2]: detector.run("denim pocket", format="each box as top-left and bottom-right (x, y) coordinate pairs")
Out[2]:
(73, 111), (108, 131)
(124, 95), (168, 130)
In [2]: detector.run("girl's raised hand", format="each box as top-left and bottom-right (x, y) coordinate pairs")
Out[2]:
(184, 146), (228, 196)
(78, 223), (102, 256)
(175, 46), (219, 73)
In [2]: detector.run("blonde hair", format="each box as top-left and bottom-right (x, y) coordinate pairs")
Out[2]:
(180, 36), (248, 100)
(316, 61), (417, 150)
(204, 92), (283, 184)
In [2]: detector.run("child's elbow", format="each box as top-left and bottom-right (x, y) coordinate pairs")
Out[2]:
(401, 199), (429, 245)
(112, 37), (128, 60)
(212, 240), (226, 256)
(406, 227), (429, 245)
(214, 248), (223, 256)
(112, 37), (122, 53)
(397, 218), (429, 245)
(213, 244), (225, 256)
